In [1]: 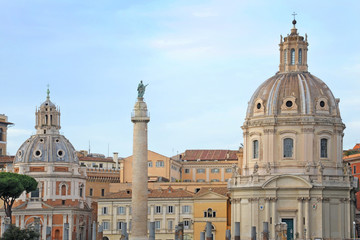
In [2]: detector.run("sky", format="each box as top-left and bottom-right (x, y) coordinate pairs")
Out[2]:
(1, 0), (360, 158)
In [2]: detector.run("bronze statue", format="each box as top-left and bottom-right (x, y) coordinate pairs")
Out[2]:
(137, 80), (148, 98)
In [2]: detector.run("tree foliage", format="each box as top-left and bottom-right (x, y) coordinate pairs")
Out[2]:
(0, 172), (37, 221)
(0, 224), (39, 240)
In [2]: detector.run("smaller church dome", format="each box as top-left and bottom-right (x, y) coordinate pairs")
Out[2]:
(14, 89), (78, 165)
(14, 134), (78, 164)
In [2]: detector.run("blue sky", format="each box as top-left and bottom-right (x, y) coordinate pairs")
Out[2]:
(1, 0), (359, 157)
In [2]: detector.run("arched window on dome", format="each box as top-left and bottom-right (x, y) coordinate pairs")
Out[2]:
(290, 49), (295, 65)
(284, 49), (288, 64)
(320, 138), (328, 158)
(253, 140), (259, 159)
(283, 138), (294, 158)
(298, 49), (302, 64)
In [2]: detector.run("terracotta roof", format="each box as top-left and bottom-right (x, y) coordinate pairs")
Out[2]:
(195, 187), (229, 197)
(101, 187), (194, 199)
(79, 157), (115, 163)
(354, 144), (360, 150)
(180, 150), (238, 161)
(344, 153), (360, 161)
(0, 155), (14, 163)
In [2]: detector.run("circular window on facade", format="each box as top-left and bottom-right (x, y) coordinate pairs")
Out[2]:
(57, 149), (64, 158)
(256, 103), (262, 109)
(39, 138), (44, 143)
(55, 139), (60, 143)
(320, 100), (325, 108)
(34, 150), (42, 158)
(286, 100), (293, 108)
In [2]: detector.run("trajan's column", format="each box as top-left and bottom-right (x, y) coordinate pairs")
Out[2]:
(131, 81), (150, 240)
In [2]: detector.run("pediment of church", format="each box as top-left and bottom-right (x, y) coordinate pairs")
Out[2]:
(262, 175), (312, 189)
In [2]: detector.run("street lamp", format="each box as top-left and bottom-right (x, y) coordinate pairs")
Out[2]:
(353, 221), (356, 240)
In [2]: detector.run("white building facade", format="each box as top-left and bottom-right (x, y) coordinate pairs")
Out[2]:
(228, 20), (357, 240)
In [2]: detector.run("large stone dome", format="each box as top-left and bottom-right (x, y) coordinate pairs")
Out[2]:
(14, 134), (78, 164)
(246, 72), (340, 119)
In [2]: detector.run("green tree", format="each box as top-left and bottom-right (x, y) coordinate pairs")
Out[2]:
(0, 172), (37, 222)
(0, 224), (39, 240)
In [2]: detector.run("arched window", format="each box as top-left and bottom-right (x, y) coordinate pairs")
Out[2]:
(204, 208), (216, 218)
(320, 138), (328, 158)
(283, 138), (294, 158)
(45, 115), (48, 125)
(284, 49), (288, 64)
(61, 185), (67, 196)
(290, 49), (295, 65)
(253, 140), (259, 159)
(298, 49), (302, 64)
(79, 185), (83, 197)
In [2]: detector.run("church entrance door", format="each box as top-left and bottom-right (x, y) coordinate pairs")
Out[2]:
(281, 218), (294, 240)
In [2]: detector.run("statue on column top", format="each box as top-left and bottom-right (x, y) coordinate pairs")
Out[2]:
(137, 80), (148, 98)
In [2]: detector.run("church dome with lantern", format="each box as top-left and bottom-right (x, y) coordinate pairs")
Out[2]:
(14, 91), (78, 164)
(241, 19), (345, 176)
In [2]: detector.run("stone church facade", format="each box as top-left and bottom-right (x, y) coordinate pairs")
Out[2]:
(228, 20), (357, 239)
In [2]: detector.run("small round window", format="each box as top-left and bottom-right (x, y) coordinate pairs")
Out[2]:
(286, 100), (293, 108)
(320, 101), (325, 108)
(256, 103), (261, 109)
(55, 139), (60, 143)
(57, 150), (64, 157)
(34, 150), (42, 157)
(39, 138), (44, 143)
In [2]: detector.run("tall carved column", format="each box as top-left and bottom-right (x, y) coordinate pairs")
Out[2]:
(271, 198), (277, 238)
(131, 96), (150, 240)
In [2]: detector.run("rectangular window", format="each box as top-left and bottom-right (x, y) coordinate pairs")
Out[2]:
(225, 168), (232, 173)
(354, 166), (357, 174)
(283, 138), (294, 158)
(148, 161), (153, 167)
(156, 161), (164, 167)
(320, 138), (328, 158)
(168, 220), (173, 230)
(117, 222), (123, 230)
(155, 206), (162, 214)
(253, 140), (259, 158)
(184, 220), (190, 229)
(102, 221), (109, 230)
(89, 188), (93, 196)
(31, 188), (40, 198)
(101, 189), (105, 197)
(99, 163), (103, 168)
(184, 168), (190, 174)
(167, 206), (174, 214)
(196, 168), (205, 173)
(117, 206), (125, 215)
(211, 168), (219, 173)
(102, 207), (108, 215)
(182, 205), (191, 214)
(211, 179), (220, 182)
(155, 221), (161, 229)
(184, 179), (191, 182)
(196, 179), (205, 182)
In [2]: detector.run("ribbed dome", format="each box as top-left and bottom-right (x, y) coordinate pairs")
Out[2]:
(246, 72), (339, 119)
(14, 134), (78, 164)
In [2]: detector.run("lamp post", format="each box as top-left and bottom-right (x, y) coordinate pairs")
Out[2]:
(353, 221), (356, 240)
